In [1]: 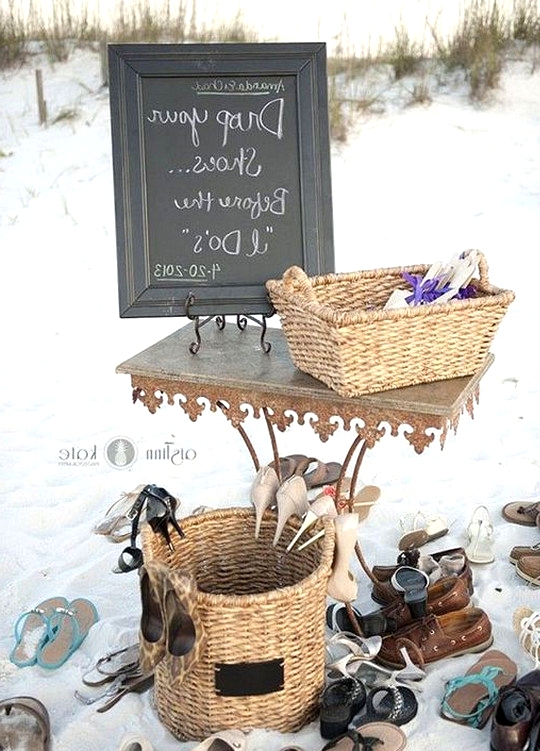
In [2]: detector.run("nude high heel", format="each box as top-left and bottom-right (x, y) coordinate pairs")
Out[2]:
(273, 475), (309, 546)
(286, 489), (337, 552)
(327, 513), (359, 602)
(250, 465), (280, 538)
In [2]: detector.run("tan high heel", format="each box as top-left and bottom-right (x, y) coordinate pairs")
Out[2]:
(286, 488), (337, 552)
(273, 475), (309, 546)
(327, 513), (359, 602)
(250, 465), (280, 538)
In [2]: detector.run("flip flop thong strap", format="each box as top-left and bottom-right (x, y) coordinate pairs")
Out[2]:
(50, 606), (83, 646)
(442, 665), (503, 727)
(14, 608), (55, 642)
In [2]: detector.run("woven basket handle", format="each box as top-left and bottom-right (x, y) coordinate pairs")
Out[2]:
(282, 265), (317, 302)
(465, 249), (489, 287)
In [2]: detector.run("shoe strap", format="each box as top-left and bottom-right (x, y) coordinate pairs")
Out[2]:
(441, 665), (503, 727)
(519, 610), (540, 666)
(13, 607), (55, 643)
(49, 606), (83, 646)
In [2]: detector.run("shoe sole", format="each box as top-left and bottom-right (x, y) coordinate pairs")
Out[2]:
(376, 635), (494, 669)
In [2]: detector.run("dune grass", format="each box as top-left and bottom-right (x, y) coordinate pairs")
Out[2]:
(1, 0), (540, 140)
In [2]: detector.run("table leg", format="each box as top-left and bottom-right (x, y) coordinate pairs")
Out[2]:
(216, 400), (260, 472)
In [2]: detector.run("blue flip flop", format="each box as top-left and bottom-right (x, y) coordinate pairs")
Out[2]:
(36, 598), (99, 670)
(9, 597), (68, 668)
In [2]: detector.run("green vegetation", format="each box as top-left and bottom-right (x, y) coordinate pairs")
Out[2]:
(1, 0), (539, 140)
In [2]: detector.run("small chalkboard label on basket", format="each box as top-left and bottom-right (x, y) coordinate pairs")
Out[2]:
(108, 43), (335, 318)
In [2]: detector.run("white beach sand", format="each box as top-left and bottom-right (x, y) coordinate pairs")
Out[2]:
(1, 42), (539, 751)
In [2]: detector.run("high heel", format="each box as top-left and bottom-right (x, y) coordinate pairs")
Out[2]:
(250, 465), (280, 538)
(162, 569), (205, 687)
(273, 475), (309, 546)
(326, 631), (382, 679)
(138, 562), (168, 673)
(144, 484), (185, 551)
(286, 489), (337, 551)
(327, 513), (360, 602)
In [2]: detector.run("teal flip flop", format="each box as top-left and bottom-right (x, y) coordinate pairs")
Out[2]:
(9, 597), (68, 668)
(36, 598), (99, 670)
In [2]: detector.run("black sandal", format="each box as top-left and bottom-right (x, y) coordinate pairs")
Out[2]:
(320, 679), (367, 740)
(350, 684), (418, 727)
(114, 484), (184, 573)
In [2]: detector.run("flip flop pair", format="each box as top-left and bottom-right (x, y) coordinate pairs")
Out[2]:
(10, 596), (99, 670)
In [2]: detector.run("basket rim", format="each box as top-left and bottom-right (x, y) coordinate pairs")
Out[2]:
(266, 264), (515, 329)
(141, 506), (336, 606)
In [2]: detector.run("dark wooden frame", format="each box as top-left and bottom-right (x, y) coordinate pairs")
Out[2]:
(108, 42), (334, 318)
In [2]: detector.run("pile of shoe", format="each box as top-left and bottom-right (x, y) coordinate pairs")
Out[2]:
(327, 545), (494, 671)
(503, 498), (540, 585)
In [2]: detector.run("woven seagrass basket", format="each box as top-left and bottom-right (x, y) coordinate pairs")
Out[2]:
(142, 507), (335, 741)
(266, 253), (515, 397)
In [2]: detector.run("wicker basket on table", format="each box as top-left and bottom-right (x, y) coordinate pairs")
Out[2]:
(142, 507), (335, 741)
(266, 252), (515, 398)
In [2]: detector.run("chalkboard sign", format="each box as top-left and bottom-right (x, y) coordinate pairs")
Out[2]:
(108, 43), (334, 317)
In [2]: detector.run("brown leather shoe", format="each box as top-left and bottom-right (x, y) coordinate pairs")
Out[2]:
(509, 543), (540, 565)
(376, 607), (493, 668)
(516, 555), (540, 586)
(491, 670), (540, 751)
(360, 576), (471, 636)
(372, 547), (473, 605)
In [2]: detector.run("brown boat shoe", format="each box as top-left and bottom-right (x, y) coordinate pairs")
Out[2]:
(516, 555), (540, 586)
(376, 607), (493, 669)
(509, 543), (540, 565)
(361, 576), (472, 636)
(502, 500), (540, 527)
(372, 549), (473, 606)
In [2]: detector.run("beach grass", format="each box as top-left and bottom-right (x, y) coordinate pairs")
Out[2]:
(1, 0), (539, 140)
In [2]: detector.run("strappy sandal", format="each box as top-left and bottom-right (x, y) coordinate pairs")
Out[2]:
(350, 684), (418, 727)
(82, 643), (140, 686)
(0, 696), (51, 751)
(75, 670), (154, 713)
(441, 649), (517, 728)
(465, 505), (495, 564)
(114, 484), (185, 573)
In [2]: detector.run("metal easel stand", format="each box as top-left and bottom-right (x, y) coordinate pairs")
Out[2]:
(184, 292), (273, 354)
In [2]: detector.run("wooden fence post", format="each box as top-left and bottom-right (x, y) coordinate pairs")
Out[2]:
(100, 40), (109, 87)
(35, 69), (47, 125)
